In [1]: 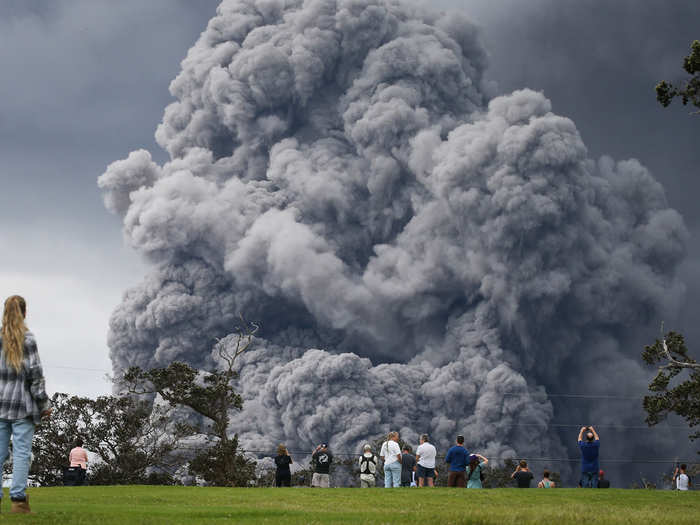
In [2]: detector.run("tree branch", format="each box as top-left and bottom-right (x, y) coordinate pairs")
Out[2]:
(661, 339), (700, 370)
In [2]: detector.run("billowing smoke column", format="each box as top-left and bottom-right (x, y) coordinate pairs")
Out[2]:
(99, 0), (687, 469)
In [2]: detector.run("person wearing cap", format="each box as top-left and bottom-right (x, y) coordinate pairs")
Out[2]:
(597, 469), (610, 488)
(577, 426), (600, 488)
(467, 454), (488, 489)
(358, 444), (377, 488)
(311, 443), (333, 488)
(444, 435), (469, 487)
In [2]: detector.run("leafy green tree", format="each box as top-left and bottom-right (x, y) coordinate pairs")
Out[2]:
(656, 40), (700, 112)
(642, 331), (700, 448)
(120, 320), (258, 486)
(29, 393), (193, 486)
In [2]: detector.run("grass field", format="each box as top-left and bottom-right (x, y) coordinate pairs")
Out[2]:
(1, 486), (698, 524)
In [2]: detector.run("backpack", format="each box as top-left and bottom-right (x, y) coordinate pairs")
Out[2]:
(468, 464), (484, 482)
(360, 455), (377, 475)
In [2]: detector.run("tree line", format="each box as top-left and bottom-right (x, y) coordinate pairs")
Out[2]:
(18, 327), (696, 488)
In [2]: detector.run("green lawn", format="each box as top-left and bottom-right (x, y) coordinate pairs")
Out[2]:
(2, 486), (698, 524)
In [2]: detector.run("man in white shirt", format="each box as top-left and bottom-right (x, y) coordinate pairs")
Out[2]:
(675, 464), (691, 491)
(415, 434), (437, 487)
(380, 431), (402, 488)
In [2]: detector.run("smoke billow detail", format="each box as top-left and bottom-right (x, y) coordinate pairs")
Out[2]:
(99, 0), (687, 468)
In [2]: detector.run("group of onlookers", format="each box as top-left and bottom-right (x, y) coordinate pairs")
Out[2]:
(270, 426), (616, 489)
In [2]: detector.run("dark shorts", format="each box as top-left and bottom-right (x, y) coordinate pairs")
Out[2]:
(416, 465), (435, 479)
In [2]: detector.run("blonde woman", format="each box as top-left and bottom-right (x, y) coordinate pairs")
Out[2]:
(379, 431), (402, 488)
(0, 296), (51, 513)
(274, 444), (293, 487)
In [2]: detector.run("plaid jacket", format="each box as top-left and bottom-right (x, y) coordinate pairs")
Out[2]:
(0, 331), (50, 424)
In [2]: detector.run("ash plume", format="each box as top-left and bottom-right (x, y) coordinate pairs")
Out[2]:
(99, 0), (687, 473)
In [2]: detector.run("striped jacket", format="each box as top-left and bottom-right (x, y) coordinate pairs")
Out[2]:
(0, 331), (50, 423)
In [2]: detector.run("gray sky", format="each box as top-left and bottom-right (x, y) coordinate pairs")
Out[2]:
(0, 0), (698, 397)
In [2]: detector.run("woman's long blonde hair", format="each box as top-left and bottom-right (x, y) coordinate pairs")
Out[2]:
(1, 295), (27, 371)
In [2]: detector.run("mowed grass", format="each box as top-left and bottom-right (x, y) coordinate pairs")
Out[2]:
(1, 486), (698, 524)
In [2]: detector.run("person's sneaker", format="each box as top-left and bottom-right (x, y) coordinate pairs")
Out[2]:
(10, 495), (31, 514)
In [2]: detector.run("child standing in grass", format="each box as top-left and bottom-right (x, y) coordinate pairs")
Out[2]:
(538, 470), (555, 488)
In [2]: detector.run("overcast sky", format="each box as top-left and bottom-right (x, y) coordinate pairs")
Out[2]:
(0, 0), (698, 397)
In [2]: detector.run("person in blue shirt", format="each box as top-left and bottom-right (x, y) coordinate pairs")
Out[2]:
(578, 426), (600, 488)
(444, 435), (469, 487)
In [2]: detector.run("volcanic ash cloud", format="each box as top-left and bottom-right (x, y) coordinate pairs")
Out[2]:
(99, 0), (687, 460)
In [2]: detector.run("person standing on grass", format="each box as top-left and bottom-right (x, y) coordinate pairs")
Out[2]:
(466, 454), (488, 489)
(537, 470), (555, 488)
(577, 426), (600, 488)
(380, 431), (402, 487)
(445, 435), (469, 487)
(311, 443), (333, 487)
(274, 444), (293, 487)
(674, 464), (691, 491)
(69, 437), (89, 486)
(511, 460), (534, 488)
(359, 444), (377, 488)
(0, 295), (51, 514)
(415, 434), (437, 487)
(400, 445), (416, 487)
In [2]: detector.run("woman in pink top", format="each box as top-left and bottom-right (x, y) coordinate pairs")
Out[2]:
(69, 438), (88, 469)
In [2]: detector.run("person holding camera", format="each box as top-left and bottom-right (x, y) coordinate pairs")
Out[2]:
(311, 443), (333, 487)
(577, 426), (600, 488)
(274, 444), (293, 487)
(467, 453), (489, 489)
(511, 460), (534, 488)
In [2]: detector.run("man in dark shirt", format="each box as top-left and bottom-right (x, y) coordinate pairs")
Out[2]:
(577, 426), (600, 488)
(511, 460), (534, 488)
(311, 443), (333, 487)
(445, 435), (469, 487)
(400, 446), (416, 487)
(597, 470), (610, 488)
